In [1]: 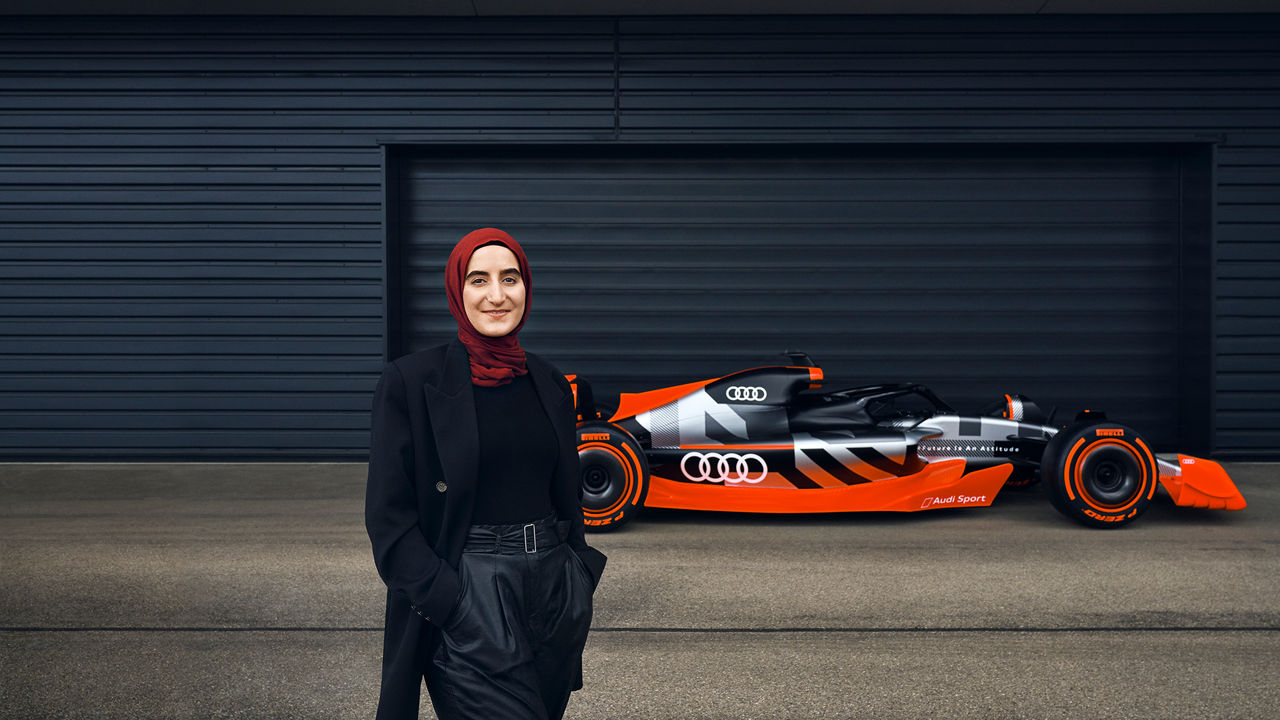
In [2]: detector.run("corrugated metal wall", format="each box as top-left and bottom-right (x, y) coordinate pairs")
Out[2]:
(0, 17), (615, 459)
(0, 14), (1275, 459)
(1217, 139), (1280, 456)
(395, 145), (1192, 449)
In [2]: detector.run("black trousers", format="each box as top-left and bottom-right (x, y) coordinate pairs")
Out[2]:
(425, 517), (594, 720)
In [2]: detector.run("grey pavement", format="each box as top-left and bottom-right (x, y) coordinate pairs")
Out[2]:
(2, 462), (1278, 719)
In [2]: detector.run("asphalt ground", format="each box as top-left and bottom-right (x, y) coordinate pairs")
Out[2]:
(2, 462), (1277, 719)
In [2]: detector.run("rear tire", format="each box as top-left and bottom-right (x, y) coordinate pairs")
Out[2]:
(577, 422), (648, 532)
(1042, 423), (1157, 528)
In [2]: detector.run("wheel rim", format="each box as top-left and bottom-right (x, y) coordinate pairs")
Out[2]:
(578, 444), (634, 515)
(1078, 444), (1143, 508)
(582, 464), (611, 495)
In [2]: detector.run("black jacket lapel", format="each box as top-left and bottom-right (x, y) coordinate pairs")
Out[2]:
(422, 339), (479, 497)
(527, 353), (574, 457)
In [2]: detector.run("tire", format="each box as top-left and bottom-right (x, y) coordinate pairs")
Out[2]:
(1041, 422), (1157, 528)
(577, 422), (649, 532)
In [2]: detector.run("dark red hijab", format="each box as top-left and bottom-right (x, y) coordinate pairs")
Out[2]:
(445, 228), (531, 387)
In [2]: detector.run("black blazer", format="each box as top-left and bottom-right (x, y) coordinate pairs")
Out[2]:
(365, 338), (607, 718)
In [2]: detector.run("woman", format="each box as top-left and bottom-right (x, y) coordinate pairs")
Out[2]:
(365, 228), (607, 720)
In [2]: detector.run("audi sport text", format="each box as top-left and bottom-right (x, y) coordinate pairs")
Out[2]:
(919, 494), (989, 509)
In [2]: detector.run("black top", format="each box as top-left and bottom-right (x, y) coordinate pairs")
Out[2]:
(470, 373), (558, 524)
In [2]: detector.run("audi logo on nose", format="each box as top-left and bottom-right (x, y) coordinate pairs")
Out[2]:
(680, 452), (768, 484)
(725, 386), (767, 402)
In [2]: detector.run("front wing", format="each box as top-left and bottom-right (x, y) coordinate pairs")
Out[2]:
(1157, 455), (1247, 510)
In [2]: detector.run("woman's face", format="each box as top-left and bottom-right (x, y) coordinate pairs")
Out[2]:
(462, 244), (526, 337)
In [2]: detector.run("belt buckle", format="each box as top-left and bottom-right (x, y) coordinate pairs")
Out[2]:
(523, 523), (536, 554)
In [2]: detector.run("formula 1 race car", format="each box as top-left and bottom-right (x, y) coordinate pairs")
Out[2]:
(568, 354), (1246, 531)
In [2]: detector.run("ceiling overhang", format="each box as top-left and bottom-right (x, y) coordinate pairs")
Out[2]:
(1, 0), (1276, 16)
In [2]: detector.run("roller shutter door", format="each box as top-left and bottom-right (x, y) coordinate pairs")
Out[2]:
(394, 145), (1186, 448)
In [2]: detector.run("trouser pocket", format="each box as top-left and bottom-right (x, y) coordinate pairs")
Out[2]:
(427, 547), (592, 720)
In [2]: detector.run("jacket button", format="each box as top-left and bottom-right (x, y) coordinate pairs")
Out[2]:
(435, 481), (447, 493)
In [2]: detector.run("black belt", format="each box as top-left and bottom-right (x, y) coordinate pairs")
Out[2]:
(463, 515), (567, 554)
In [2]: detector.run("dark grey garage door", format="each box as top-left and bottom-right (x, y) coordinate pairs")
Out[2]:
(392, 145), (1202, 450)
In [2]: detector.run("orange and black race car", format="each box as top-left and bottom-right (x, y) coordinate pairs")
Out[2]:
(568, 354), (1246, 531)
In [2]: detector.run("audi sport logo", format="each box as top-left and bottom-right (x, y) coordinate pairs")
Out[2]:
(725, 386), (767, 402)
(920, 494), (987, 509)
(680, 452), (768, 484)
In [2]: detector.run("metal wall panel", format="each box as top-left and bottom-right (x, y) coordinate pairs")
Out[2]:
(396, 145), (1190, 448)
(0, 16), (616, 459)
(0, 14), (1275, 458)
(1217, 138), (1280, 455)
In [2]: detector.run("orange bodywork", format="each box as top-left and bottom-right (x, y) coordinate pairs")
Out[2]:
(609, 379), (716, 423)
(1159, 455), (1247, 510)
(642, 459), (1012, 514)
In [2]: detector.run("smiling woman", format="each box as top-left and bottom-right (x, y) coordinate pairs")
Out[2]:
(365, 227), (607, 720)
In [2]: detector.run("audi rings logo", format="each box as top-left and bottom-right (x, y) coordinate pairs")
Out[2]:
(725, 385), (768, 402)
(680, 452), (768, 484)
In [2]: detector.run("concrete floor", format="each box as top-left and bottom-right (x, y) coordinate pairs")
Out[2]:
(2, 462), (1277, 719)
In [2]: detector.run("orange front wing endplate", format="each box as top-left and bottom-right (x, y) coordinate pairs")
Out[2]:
(1158, 455), (1247, 511)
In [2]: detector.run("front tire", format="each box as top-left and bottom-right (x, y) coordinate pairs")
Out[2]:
(577, 422), (648, 532)
(1042, 423), (1157, 528)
